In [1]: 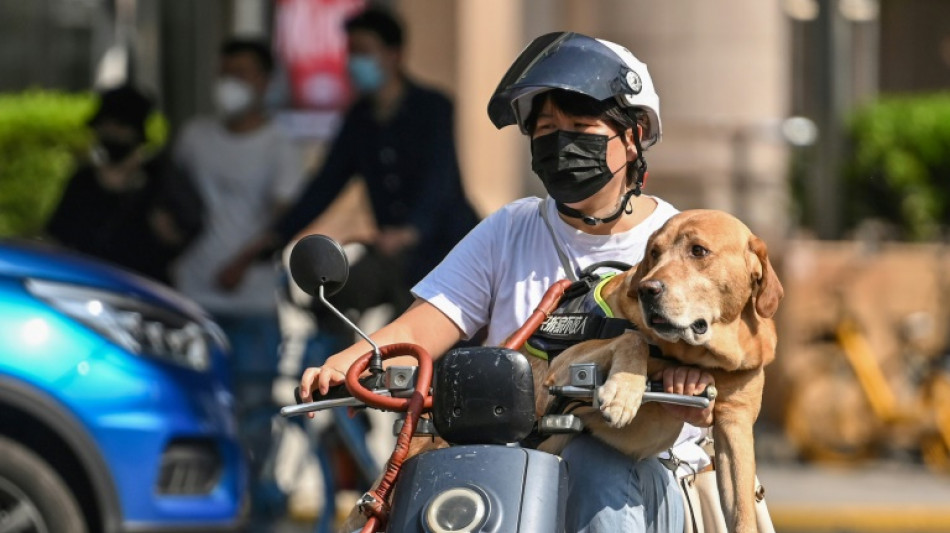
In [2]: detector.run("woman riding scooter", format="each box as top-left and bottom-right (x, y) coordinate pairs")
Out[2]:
(300, 31), (715, 533)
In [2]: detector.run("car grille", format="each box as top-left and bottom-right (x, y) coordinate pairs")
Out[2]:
(156, 439), (221, 495)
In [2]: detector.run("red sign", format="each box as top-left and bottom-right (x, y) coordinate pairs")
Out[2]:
(274, 0), (366, 110)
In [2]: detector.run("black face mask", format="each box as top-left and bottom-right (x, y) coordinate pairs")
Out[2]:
(98, 139), (139, 164)
(531, 130), (624, 204)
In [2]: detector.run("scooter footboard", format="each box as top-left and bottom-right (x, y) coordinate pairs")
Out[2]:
(386, 444), (568, 533)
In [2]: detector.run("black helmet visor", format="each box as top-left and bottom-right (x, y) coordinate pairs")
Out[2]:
(487, 32), (634, 131)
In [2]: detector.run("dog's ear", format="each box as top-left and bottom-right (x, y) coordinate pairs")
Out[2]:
(749, 235), (784, 318)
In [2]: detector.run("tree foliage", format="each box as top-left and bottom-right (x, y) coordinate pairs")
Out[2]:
(0, 90), (167, 237)
(846, 92), (950, 241)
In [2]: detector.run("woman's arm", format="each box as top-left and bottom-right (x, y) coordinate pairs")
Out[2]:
(300, 298), (464, 405)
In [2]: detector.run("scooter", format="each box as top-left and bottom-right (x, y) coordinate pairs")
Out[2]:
(280, 234), (712, 533)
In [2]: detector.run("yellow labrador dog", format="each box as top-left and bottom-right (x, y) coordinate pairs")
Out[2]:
(535, 209), (783, 533)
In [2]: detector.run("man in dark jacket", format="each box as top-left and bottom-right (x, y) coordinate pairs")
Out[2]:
(217, 6), (479, 306)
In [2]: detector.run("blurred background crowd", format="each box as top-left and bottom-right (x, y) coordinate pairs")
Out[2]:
(2, 0), (950, 532)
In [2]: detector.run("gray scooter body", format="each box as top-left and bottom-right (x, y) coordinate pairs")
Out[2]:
(387, 445), (568, 532)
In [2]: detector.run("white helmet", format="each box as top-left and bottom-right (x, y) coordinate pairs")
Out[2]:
(487, 32), (662, 149)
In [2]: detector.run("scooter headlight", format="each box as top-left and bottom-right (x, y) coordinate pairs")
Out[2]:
(425, 487), (487, 533)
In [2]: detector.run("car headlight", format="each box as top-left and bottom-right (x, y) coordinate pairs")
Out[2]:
(425, 487), (488, 533)
(26, 279), (213, 372)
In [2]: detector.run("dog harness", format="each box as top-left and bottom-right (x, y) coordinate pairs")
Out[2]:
(524, 271), (635, 361)
(528, 199), (640, 362)
(521, 201), (666, 449)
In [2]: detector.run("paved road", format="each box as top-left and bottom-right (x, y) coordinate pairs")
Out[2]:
(759, 461), (950, 532)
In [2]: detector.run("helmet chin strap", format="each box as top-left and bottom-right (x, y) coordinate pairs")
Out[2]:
(556, 138), (649, 226)
(556, 186), (639, 226)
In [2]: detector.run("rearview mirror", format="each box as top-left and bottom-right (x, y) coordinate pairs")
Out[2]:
(288, 234), (349, 297)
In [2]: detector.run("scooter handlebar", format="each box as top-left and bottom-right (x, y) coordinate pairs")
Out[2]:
(649, 381), (718, 401)
(292, 371), (392, 403)
(281, 374), (390, 417)
(548, 381), (716, 410)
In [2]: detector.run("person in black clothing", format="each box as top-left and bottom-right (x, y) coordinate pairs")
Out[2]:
(46, 85), (203, 284)
(217, 6), (479, 309)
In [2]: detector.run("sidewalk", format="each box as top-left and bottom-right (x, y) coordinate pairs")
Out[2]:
(759, 461), (950, 532)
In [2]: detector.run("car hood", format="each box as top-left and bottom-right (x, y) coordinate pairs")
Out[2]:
(0, 239), (208, 320)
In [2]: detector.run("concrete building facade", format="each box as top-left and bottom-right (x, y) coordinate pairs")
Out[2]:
(397, 1), (793, 247)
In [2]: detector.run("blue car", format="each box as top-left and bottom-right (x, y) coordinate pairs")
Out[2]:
(0, 239), (247, 532)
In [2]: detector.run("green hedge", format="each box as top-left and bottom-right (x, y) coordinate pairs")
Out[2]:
(0, 90), (167, 237)
(846, 92), (950, 241)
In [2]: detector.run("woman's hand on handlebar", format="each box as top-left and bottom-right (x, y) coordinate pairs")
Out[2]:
(296, 299), (465, 417)
(652, 366), (715, 427)
(299, 359), (349, 418)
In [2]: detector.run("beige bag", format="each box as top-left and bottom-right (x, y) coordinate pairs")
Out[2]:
(679, 469), (775, 533)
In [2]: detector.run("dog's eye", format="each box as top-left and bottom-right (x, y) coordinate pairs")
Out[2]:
(650, 248), (660, 260)
(690, 245), (710, 257)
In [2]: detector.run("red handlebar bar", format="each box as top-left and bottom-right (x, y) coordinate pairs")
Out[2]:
(503, 278), (574, 350)
(347, 343), (433, 533)
(346, 343), (434, 410)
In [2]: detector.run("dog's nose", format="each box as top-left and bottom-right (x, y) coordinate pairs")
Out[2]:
(638, 280), (665, 299)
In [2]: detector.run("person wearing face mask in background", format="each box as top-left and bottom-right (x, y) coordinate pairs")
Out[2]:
(45, 84), (204, 285)
(170, 38), (306, 530)
(211, 10), (479, 529)
(217, 6), (480, 320)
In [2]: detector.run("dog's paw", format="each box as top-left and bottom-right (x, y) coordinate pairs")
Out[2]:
(597, 373), (646, 427)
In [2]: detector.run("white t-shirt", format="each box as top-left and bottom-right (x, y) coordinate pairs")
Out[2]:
(413, 194), (710, 469)
(172, 117), (305, 314)
(413, 195), (677, 345)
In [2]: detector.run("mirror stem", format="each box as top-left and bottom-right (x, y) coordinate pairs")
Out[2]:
(318, 285), (384, 375)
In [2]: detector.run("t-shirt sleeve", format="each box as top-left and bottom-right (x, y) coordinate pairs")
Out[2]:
(410, 209), (503, 339)
(271, 135), (306, 203)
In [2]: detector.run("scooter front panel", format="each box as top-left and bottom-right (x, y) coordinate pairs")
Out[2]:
(385, 444), (567, 532)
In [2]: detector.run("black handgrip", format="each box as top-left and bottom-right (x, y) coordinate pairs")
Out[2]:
(293, 373), (388, 404)
(648, 380), (718, 401)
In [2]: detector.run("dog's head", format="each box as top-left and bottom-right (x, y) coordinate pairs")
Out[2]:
(622, 210), (783, 368)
